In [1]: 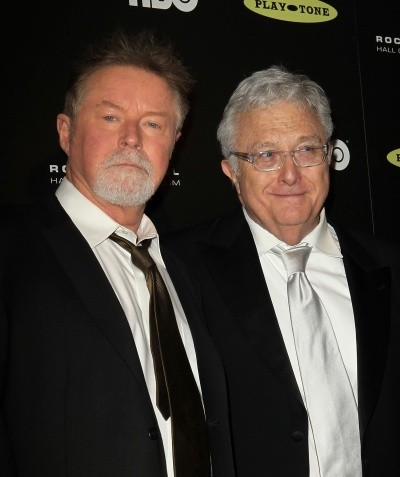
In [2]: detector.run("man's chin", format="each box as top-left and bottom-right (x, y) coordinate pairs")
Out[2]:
(93, 185), (155, 208)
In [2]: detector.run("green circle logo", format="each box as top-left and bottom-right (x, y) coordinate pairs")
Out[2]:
(243, 0), (338, 23)
(387, 148), (400, 168)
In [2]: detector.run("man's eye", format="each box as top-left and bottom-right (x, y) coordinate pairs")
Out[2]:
(259, 151), (276, 159)
(147, 122), (161, 129)
(104, 115), (116, 121)
(298, 145), (319, 152)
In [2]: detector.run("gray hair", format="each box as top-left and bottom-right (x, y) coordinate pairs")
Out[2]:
(217, 65), (333, 172)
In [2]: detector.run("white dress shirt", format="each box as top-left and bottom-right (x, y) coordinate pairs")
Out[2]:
(56, 178), (202, 477)
(243, 206), (358, 477)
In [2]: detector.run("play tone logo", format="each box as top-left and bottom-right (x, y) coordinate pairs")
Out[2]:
(387, 148), (400, 168)
(244, 0), (337, 23)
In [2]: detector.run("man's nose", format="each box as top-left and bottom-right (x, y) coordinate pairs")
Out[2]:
(118, 121), (142, 149)
(277, 152), (301, 184)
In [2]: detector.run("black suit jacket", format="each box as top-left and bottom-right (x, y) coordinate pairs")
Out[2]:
(163, 206), (400, 477)
(0, 196), (235, 477)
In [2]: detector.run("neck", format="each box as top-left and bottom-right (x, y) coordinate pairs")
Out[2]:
(270, 221), (319, 246)
(276, 230), (307, 246)
(100, 203), (146, 233)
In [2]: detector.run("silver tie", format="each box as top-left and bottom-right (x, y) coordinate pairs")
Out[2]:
(276, 245), (361, 477)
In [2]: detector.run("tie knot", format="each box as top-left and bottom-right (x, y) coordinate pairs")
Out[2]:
(277, 245), (311, 277)
(109, 233), (154, 273)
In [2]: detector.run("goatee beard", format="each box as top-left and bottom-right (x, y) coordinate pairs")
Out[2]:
(93, 150), (156, 207)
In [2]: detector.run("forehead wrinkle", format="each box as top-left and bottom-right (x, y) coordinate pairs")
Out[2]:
(96, 100), (125, 111)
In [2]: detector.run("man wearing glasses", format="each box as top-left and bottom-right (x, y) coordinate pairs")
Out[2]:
(163, 66), (400, 476)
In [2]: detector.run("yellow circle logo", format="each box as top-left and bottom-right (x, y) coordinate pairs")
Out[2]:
(387, 148), (400, 167)
(244, 0), (338, 23)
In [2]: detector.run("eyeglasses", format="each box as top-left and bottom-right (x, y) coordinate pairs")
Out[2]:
(229, 144), (330, 172)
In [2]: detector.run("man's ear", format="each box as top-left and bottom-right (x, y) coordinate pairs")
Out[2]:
(57, 114), (71, 156)
(222, 159), (241, 195)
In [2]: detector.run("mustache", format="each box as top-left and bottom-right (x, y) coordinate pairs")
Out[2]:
(101, 150), (152, 174)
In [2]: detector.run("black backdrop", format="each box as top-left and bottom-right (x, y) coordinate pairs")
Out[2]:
(1, 0), (399, 240)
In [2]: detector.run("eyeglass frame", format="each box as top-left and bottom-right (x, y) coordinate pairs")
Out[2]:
(229, 143), (331, 172)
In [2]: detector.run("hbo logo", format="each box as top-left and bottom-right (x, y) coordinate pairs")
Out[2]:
(331, 139), (350, 171)
(129, 0), (198, 12)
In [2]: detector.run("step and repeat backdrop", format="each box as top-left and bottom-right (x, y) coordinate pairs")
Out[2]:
(1, 0), (399, 240)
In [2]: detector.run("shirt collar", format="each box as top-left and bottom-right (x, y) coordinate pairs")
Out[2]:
(55, 177), (161, 254)
(243, 206), (342, 258)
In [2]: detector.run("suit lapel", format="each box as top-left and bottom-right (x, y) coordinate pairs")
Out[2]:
(337, 228), (391, 438)
(36, 196), (149, 395)
(198, 209), (303, 404)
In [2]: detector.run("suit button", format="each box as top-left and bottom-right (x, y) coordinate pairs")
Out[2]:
(148, 427), (159, 440)
(292, 431), (304, 442)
